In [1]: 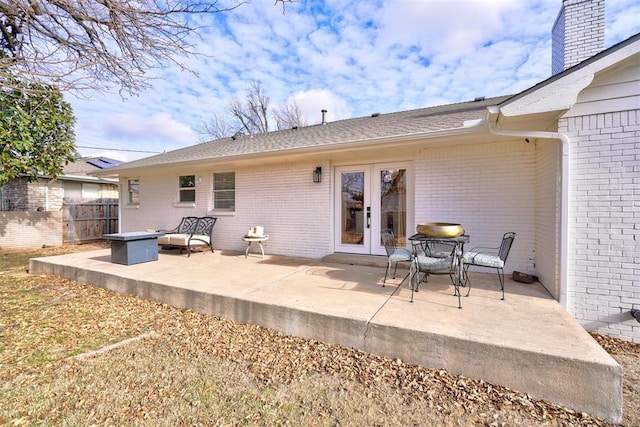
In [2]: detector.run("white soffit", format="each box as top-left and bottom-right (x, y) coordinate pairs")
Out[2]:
(500, 38), (640, 118)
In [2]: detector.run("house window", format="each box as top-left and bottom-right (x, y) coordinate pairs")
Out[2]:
(128, 179), (139, 205)
(179, 175), (196, 203)
(213, 172), (235, 211)
(81, 183), (100, 199)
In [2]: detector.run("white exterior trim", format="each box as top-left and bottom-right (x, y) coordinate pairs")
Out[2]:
(501, 38), (640, 117)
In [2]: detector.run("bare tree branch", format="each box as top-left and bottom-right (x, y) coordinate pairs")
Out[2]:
(227, 81), (269, 135)
(274, 97), (306, 130)
(274, 0), (298, 14)
(196, 111), (233, 140)
(201, 80), (307, 140)
(0, 0), (252, 95)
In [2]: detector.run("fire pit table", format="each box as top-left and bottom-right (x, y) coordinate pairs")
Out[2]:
(104, 231), (165, 265)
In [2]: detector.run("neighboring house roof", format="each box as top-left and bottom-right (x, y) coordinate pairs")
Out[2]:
(96, 95), (512, 176)
(63, 157), (122, 175)
(62, 157), (122, 183)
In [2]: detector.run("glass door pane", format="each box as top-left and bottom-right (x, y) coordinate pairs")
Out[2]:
(341, 171), (365, 246)
(379, 168), (407, 246)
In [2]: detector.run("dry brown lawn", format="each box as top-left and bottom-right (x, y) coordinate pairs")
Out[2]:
(1, 244), (638, 426)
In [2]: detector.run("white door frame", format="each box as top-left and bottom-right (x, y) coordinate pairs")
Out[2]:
(334, 162), (412, 255)
(334, 165), (371, 254)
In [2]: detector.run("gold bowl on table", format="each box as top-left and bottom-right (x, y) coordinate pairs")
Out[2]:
(416, 222), (464, 238)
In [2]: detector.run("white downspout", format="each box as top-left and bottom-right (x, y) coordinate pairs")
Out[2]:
(485, 106), (570, 309)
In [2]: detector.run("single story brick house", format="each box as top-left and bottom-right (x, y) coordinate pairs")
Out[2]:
(96, 1), (639, 343)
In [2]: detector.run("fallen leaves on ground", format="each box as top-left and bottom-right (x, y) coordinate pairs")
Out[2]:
(1, 244), (638, 426)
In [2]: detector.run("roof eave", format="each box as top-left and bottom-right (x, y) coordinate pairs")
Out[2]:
(93, 121), (488, 178)
(500, 33), (640, 117)
(61, 174), (119, 184)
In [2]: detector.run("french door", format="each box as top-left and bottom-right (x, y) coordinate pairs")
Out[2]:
(334, 163), (411, 255)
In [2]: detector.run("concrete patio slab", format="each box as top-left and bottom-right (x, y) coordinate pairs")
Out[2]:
(29, 249), (622, 423)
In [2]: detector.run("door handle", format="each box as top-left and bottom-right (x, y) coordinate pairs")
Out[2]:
(366, 207), (371, 228)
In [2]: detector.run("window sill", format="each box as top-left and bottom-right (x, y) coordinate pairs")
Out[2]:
(123, 204), (139, 209)
(208, 210), (235, 216)
(173, 202), (196, 208)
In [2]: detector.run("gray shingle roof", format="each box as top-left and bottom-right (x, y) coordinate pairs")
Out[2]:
(63, 157), (122, 175)
(102, 95), (511, 174)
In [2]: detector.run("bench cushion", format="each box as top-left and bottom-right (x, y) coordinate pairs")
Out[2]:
(158, 233), (210, 247)
(414, 255), (452, 272)
(463, 252), (504, 268)
(184, 234), (210, 246)
(389, 248), (412, 262)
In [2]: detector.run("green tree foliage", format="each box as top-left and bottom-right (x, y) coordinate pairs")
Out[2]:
(0, 78), (76, 186)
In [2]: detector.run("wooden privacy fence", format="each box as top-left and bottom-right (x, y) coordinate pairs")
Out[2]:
(62, 199), (118, 244)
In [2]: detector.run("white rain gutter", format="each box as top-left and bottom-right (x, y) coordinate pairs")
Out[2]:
(485, 105), (570, 308)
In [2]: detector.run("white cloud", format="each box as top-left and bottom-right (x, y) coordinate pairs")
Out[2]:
(291, 89), (353, 124)
(103, 112), (196, 143)
(605, 0), (640, 45)
(68, 0), (640, 162)
(378, 0), (522, 59)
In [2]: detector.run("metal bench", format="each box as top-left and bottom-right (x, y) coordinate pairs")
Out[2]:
(157, 216), (217, 256)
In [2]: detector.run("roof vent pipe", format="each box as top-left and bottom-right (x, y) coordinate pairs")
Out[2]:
(321, 109), (327, 125)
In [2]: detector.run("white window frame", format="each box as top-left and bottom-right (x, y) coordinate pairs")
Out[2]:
(212, 172), (235, 213)
(81, 183), (100, 199)
(178, 175), (196, 204)
(127, 179), (139, 206)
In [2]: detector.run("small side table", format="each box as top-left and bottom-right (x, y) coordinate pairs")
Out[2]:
(242, 235), (269, 258)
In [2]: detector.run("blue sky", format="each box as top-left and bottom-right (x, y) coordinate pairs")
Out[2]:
(69, 0), (640, 162)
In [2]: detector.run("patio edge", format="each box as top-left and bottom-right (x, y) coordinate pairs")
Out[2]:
(364, 322), (622, 423)
(29, 256), (623, 424)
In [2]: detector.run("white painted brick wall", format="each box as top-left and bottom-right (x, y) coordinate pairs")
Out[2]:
(535, 139), (562, 299)
(551, 0), (604, 74)
(121, 161), (332, 259)
(563, 109), (640, 343)
(552, 5), (566, 75)
(414, 140), (537, 277)
(229, 161), (332, 258)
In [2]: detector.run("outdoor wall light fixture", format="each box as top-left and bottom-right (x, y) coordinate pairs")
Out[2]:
(313, 166), (322, 183)
(631, 309), (640, 323)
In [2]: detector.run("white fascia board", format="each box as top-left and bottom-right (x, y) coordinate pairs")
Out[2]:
(61, 174), (118, 184)
(501, 38), (640, 117)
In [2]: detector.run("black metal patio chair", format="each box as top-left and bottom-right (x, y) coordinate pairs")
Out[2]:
(381, 229), (413, 287)
(410, 239), (459, 305)
(462, 232), (516, 300)
(188, 216), (217, 256)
